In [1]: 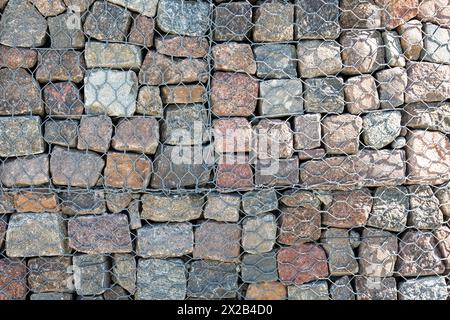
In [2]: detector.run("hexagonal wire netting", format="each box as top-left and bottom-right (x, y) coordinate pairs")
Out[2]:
(0, 0), (449, 301)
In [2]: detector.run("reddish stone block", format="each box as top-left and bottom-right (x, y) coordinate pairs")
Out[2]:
(216, 154), (253, 190)
(104, 152), (152, 190)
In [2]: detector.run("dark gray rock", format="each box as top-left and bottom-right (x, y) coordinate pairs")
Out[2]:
(27, 257), (73, 293)
(48, 12), (85, 48)
(294, 0), (340, 39)
(59, 190), (106, 215)
(0, 116), (45, 157)
(242, 189), (278, 216)
(322, 228), (359, 276)
(254, 44), (297, 79)
(204, 193), (240, 222)
(112, 253), (136, 294)
(288, 281), (329, 300)
(44, 120), (78, 147)
(213, 2), (253, 41)
(1, 154), (50, 187)
(241, 252), (278, 283)
(330, 276), (355, 300)
(73, 254), (110, 296)
(30, 293), (73, 300)
(141, 194), (204, 221)
(304, 77), (344, 113)
(258, 79), (303, 117)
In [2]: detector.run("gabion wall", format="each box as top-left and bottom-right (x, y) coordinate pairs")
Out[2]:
(0, 0), (449, 301)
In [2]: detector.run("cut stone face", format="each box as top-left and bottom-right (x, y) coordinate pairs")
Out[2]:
(141, 193), (204, 222)
(367, 187), (409, 232)
(0, 217), (7, 248)
(108, 0), (158, 17)
(280, 189), (321, 209)
(403, 102), (450, 134)
(85, 42), (142, 69)
(323, 188), (372, 228)
(375, 0), (419, 29)
(383, 31), (406, 67)
(340, 0), (382, 29)
(105, 192), (132, 213)
(50, 146), (105, 187)
(35, 50), (85, 83)
(27, 257), (73, 293)
(77, 115), (113, 153)
(31, 0), (66, 16)
(212, 42), (256, 74)
(253, 119), (294, 160)
(0, 259), (27, 300)
(6, 213), (67, 258)
(294, 0), (340, 40)
(83, 1), (132, 41)
(354, 277), (397, 300)
(241, 252), (278, 283)
(417, 0), (450, 28)
(344, 75), (380, 115)
(44, 120), (79, 148)
(213, 118), (252, 153)
(304, 77), (344, 113)
(406, 130), (450, 185)
(279, 206), (321, 245)
(213, 2), (253, 41)
(216, 154), (253, 190)
(408, 185), (443, 230)
(128, 15), (155, 47)
(157, 0), (210, 36)
(254, 44), (297, 79)
(104, 152), (152, 190)
(84, 69), (138, 117)
(73, 254), (110, 296)
(288, 281), (329, 300)
(193, 221), (241, 263)
(0, 68), (43, 116)
(136, 86), (163, 116)
(297, 40), (342, 78)
(211, 72), (258, 116)
(330, 276), (355, 301)
(255, 157), (299, 186)
(136, 258), (186, 300)
(0, 116), (45, 157)
(161, 85), (206, 104)
(293, 114), (321, 150)
(0, 45), (38, 69)
(362, 111), (402, 149)
(59, 190), (106, 215)
(112, 117), (159, 154)
(376, 67), (407, 109)
(204, 193), (240, 222)
(253, 1), (294, 42)
(43, 82), (84, 117)
(68, 214), (133, 254)
(398, 276), (448, 300)
(247, 282), (287, 300)
(1, 154), (50, 187)
(0, 0), (48, 47)
(162, 105), (209, 146)
(13, 191), (58, 213)
(436, 185), (450, 217)
(241, 189), (278, 216)
(398, 20), (423, 60)
(136, 223), (193, 258)
(322, 114), (362, 155)
(48, 12), (85, 48)
(322, 228), (359, 276)
(112, 253), (136, 294)
(340, 30), (385, 75)
(396, 230), (445, 276)
(258, 79), (303, 117)
(434, 226), (450, 269)
(155, 36), (208, 58)
(242, 214), (277, 254)
(63, 0), (95, 12)
(187, 260), (238, 299)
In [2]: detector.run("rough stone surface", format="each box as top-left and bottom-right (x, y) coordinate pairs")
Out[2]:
(31, 0), (66, 16)
(279, 206), (321, 245)
(35, 50), (85, 83)
(213, 118), (251, 153)
(242, 189), (278, 216)
(6, 213), (67, 257)
(241, 252), (278, 283)
(242, 214), (277, 254)
(330, 276), (355, 300)
(157, 0), (210, 36)
(297, 40), (342, 78)
(136, 223), (193, 258)
(83, 1), (132, 41)
(112, 253), (136, 294)
(258, 79), (303, 117)
(105, 193), (132, 214)
(436, 185), (450, 217)
(162, 105), (208, 146)
(0, 0), (48, 47)
(322, 228), (359, 276)
(216, 154), (253, 190)
(151, 145), (213, 189)
(277, 243), (329, 285)
(68, 214), (132, 254)
(246, 282), (286, 300)
(63, 0), (95, 12)
(59, 191), (106, 215)
(48, 12), (85, 48)
(408, 185), (443, 230)
(417, 0), (450, 28)
(340, 0), (382, 29)
(27, 257), (73, 293)
(253, 119), (294, 159)
(136, 86), (163, 116)
(0, 116), (45, 157)
(397, 20), (423, 60)
(0, 45), (37, 69)
(367, 187), (409, 232)
(383, 31), (406, 67)
(77, 115), (112, 153)
(434, 226), (450, 269)
(84, 69), (138, 117)
(50, 146), (104, 187)
(288, 281), (329, 300)
(304, 77), (344, 113)
(322, 114), (362, 155)
(254, 44), (297, 79)
(187, 260), (238, 299)
(344, 75), (380, 115)
(128, 15), (155, 47)
(13, 191), (58, 213)
(280, 190), (321, 209)
(0, 259), (27, 300)
(294, 0), (340, 40)
(403, 102), (450, 134)
(161, 85), (206, 104)
(293, 114), (321, 150)
(255, 157), (300, 186)
(193, 221), (241, 263)
(30, 293), (73, 300)
(396, 230), (445, 276)
(253, 1), (294, 42)
(136, 258), (186, 300)
(355, 277), (397, 300)
(44, 120), (78, 147)
(376, 67), (407, 109)
(375, 0), (419, 29)
(1, 155), (50, 187)
(155, 36), (208, 58)
(300, 149), (406, 190)
(112, 117), (159, 154)
(404, 62), (450, 103)
(43, 82), (84, 117)
(398, 276), (448, 300)
(204, 193), (240, 222)
(0, 193), (15, 214)
(362, 111), (402, 149)
(341, 30), (384, 75)
(213, 2), (253, 41)
(212, 43), (256, 74)
(141, 194), (204, 222)
(108, 0), (158, 17)
(104, 152), (152, 190)
(211, 72), (258, 116)
(73, 254), (110, 296)
(358, 228), (398, 277)
(406, 130), (450, 185)
(139, 51), (207, 85)
(85, 42), (142, 69)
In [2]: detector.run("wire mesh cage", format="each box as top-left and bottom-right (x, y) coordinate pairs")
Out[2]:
(0, 0), (449, 300)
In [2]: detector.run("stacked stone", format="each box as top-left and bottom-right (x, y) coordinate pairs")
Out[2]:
(1, 0), (450, 301)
